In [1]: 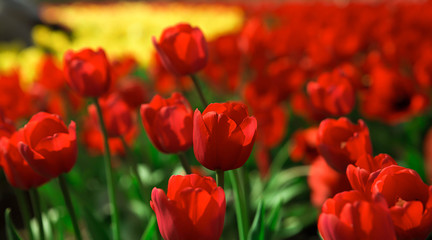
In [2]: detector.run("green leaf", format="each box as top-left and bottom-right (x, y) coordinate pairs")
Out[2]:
(248, 200), (265, 240)
(266, 200), (282, 233)
(5, 208), (22, 240)
(141, 215), (157, 240)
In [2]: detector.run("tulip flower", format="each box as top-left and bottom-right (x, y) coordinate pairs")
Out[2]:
(358, 165), (432, 240)
(152, 23), (208, 76)
(193, 102), (257, 171)
(360, 65), (428, 124)
(0, 129), (49, 189)
(88, 93), (135, 138)
(117, 79), (148, 109)
(307, 70), (355, 116)
(63, 48), (111, 97)
(151, 174), (226, 240)
(291, 127), (319, 164)
(140, 92), (193, 154)
(317, 117), (372, 172)
(318, 190), (396, 240)
(18, 112), (77, 179)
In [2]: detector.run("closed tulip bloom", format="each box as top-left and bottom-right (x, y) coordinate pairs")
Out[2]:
(140, 92), (193, 153)
(19, 112), (77, 179)
(88, 93), (135, 138)
(151, 174), (226, 240)
(193, 102), (257, 171)
(318, 190), (396, 240)
(63, 48), (111, 97)
(317, 117), (373, 173)
(153, 23), (208, 76)
(0, 129), (49, 189)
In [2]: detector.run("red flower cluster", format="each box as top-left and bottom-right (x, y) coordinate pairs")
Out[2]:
(316, 117), (432, 239)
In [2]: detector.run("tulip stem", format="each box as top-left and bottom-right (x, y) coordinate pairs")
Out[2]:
(93, 98), (121, 240)
(228, 170), (249, 240)
(190, 74), (208, 107)
(178, 152), (192, 174)
(58, 174), (83, 240)
(216, 170), (224, 188)
(120, 136), (149, 203)
(29, 188), (44, 240)
(14, 189), (33, 240)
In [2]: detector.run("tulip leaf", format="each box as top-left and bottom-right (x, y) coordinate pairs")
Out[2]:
(5, 208), (22, 240)
(140, 215), (157, 240)
(248, 200), (265, 240)
(266, 200), (282, 233)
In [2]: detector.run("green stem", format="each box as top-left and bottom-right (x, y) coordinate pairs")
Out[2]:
(228, 170), (249, 240)
(14, 189), (33, 240)
(190, 74), (208, 107)
(93, 98), (120, 240)
(216, 169), (224, 188)
(29, 188), (44, 240)
(177, 152), (192, 174)
(120, 136), (149, 203)
(136, 108), (153, 168)
(58, 174), (83, 240)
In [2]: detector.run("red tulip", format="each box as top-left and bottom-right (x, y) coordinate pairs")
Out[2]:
(117, 78), (148, 109)
(291, 127), (319, 164)
(317, 117), (373, 172)
(360, 65), (428, 124)
(368, 166), (432, 240)
(88, 93), (135, 138)
(193, 102), (257, 171)
(307, 70), (355, 116)
(254, 104), (287, 148)
(82, 115), (136, 157)
(318, 190), (396, 240)
(0, 129), (49, 189)
(18, 112), (77, 179)
(63, 48), (111, 97)
(151, 174), (226, 240)
(140, 92), (193, 153)
(346, 154), (397, 196)
(152, 23), (208, 76)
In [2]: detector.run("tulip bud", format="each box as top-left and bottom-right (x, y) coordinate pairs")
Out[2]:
(140, 92), (193, 153)
(88, 93), (135, 138)
(63, 48), (111, 97)
(151, 174), (226, 240)
(193, 102), (257, 171)
(153, 23), (208, 76)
